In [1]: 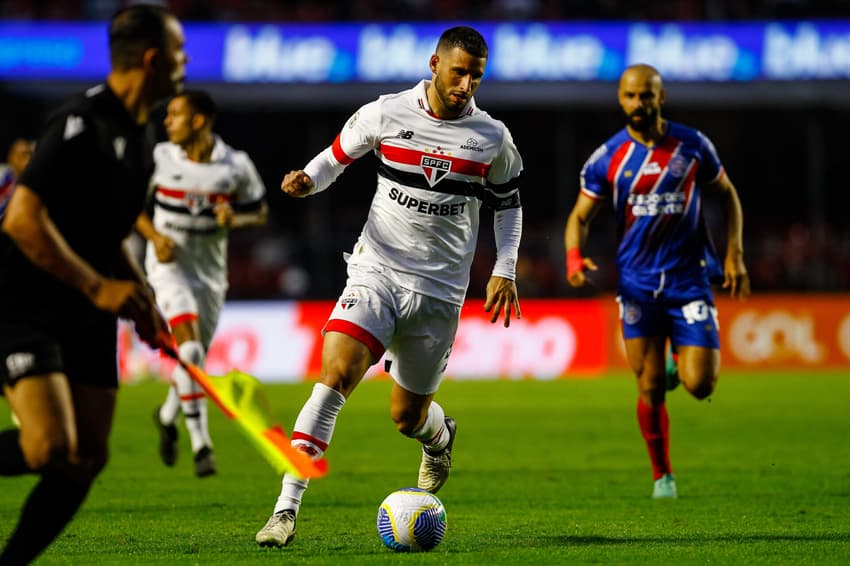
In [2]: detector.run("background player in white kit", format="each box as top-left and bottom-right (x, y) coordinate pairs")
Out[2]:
(256, 26), (523, 548)
(137, 90), (268, 477)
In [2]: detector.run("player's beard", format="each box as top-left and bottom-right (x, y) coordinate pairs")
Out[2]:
(625, 107), (657, 133)
(433, 78), (468, 116)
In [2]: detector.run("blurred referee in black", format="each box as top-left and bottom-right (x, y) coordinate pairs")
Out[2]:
(0, 5), (187, 564)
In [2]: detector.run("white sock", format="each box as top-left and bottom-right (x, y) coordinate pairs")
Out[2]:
(173, 341), (210, 453)
(410, 401), (450, 452)
(159, 386), (181, 425)
(273, 383), (346, 516)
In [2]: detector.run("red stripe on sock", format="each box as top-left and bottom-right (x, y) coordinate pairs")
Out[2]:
(179, 393), (206, 401)
(169, 312), (198, 328)
(637, 398), (672, 480)
(292, 431), (329, 452)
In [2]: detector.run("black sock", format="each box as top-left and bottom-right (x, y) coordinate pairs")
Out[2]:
(0, 472), (91, 566)
(0, 429), (31, 476)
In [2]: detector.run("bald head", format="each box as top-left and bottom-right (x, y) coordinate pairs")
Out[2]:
(618, 64), (665, 137)
(619, 64), (663, 91)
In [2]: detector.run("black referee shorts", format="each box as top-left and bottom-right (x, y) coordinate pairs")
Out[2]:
(0, 314), (119, 391)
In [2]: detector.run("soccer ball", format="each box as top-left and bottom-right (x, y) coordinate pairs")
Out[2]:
(376, 487), (447, 552)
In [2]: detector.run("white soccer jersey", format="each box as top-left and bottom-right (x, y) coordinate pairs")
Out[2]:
(304, 80), (523, 305)
(146, 136), (266, 293)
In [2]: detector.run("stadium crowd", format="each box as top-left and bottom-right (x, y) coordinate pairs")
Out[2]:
(2, 0), (850, 21)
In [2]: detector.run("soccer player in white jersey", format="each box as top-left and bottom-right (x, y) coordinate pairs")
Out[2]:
(136, 90), (268, 477)
(256, 26), (523, 547)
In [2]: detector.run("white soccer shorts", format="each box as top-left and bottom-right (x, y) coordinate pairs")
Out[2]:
(325, 265), (460, 396)
(148, 262), (225, 349)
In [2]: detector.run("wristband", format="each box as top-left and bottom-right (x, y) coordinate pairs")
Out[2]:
(566, 248), (584, 278)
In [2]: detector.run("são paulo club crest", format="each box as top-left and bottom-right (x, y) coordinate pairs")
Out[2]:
(185, 192), (208, 216)
(340, 290), (359, 310)
(420, 155), (451, 187)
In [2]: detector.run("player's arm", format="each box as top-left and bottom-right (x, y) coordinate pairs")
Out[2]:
(2, 185), (162, 331)
(711, 171), (750, 299)
(564, 192), (603, 288)
(282, 100), (381, 198)
(483, 128), (523, 328)
(218, 154), (269, 229)
(485, 201), (522, 328)
(216, 200), (268, 229)
(134, 210), (176, 262)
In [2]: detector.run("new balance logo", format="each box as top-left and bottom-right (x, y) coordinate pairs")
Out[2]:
(396, 130), (414, 139)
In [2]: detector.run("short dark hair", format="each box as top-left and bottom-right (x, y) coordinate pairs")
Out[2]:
(178, 90), (217, 124)
(109, 4), (172, 71)
(436, 26), (488, 59)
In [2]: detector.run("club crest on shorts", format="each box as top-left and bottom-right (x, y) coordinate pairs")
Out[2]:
(623, 301), (642, 325)
(340, 290), (359, 310)
(420, 155), (451, 187)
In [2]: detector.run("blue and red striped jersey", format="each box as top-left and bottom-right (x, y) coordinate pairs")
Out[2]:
(580, 121), (724, 295)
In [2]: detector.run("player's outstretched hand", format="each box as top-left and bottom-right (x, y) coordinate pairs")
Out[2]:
(281, 170), (314, 198)
(566, 257), (598, 288)
(723, 252), (751, 300)
(151, 232), (176, 262)
(484, 275), (521, 328)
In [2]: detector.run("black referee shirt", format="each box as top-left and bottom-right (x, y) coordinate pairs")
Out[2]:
(0, 83), (155, 326)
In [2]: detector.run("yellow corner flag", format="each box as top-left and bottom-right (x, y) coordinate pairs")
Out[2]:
(156, 333), (327, 479)
(185, 365), (328, 480)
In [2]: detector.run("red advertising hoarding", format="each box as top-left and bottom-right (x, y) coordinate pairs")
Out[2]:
(119, 295), (850, 383)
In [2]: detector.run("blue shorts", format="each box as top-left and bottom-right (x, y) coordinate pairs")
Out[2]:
(616, 292), (720, 349)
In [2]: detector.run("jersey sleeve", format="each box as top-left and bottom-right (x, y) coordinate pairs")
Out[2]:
(483, 124), (523, 211)
(234, 151), (266, 211)
(18, 111), (94, 207)
(696, 131), (724, 185)
(579, 144), (610, 200)
(303, 99), (382, 194)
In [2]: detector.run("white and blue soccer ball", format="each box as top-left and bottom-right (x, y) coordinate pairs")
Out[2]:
(376, 487), (447, 552)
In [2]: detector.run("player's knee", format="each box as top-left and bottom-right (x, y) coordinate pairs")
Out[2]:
(636, 370), (666, 403)
(20, 431), (73, 471)
(683, 371), (717, 400)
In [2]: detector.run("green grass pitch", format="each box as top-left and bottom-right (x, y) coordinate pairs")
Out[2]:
(1, 372), (849, 565)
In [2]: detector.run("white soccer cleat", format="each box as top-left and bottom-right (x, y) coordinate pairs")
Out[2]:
(652, 473), (678, 499)
(418, 416), (456, 494)
(255, 509), (297, 547)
